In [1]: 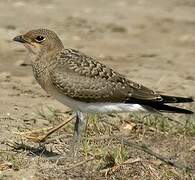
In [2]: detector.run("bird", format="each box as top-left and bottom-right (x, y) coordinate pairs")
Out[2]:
(13, 29), (194, 146)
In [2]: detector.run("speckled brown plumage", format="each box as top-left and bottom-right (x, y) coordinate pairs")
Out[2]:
(49, 48), (161, 103)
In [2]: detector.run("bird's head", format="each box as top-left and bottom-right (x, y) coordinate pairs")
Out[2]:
(13, 29), (64, 56)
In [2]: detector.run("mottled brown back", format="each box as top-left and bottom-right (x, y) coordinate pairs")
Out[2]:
(49, 49), (162, 103)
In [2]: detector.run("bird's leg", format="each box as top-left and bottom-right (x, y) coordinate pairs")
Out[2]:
(73, 111), (85, 143)
(71, 111), (85, 156)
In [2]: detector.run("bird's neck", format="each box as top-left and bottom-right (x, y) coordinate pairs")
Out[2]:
(31, 46), (62, 64)
(30, 47), (62, 90)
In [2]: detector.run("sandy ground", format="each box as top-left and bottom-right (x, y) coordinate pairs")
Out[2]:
(0, 0), (195, 179)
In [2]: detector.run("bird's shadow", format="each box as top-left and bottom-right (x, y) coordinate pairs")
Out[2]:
(8, 142), (62, 160)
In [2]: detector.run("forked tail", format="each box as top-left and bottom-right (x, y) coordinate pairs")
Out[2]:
(145, 103), (194, 114)
(126, 95), (194, 114)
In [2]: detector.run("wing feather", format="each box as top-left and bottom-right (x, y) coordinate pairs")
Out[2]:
(49, 49), (162, 103)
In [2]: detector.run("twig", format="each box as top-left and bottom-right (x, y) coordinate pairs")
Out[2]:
(123, 139), (194, 171)
(39, 115), (75, 142)
(14, 115), (75, 143)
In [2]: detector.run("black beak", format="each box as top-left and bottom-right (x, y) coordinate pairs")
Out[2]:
(13, 35), (27, 43)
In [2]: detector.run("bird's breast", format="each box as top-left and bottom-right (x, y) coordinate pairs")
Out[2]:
(32, 63), (50, 91)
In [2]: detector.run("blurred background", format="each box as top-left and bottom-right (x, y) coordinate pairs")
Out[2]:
(0, 0), (194, 179)
(1, 0), (195, 93)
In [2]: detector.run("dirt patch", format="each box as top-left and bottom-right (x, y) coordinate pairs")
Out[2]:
(0, 0), (195, 179)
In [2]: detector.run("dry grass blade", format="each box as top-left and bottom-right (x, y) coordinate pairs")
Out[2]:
(63, 157), (95, 171)
(122, 157), (142, 165)
(100, 157), (141, 176)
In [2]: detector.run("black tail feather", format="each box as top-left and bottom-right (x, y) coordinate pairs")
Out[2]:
(145, 103), (194, 114)
(161, 95), (193, 103)
(125, 97), (194, 114)
(125, 95), (194, 114)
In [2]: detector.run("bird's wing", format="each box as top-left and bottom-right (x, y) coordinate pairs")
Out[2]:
(49, 49), (162, 103)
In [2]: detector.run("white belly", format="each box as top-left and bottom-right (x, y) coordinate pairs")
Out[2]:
(79, 102), (146, 113)
(50, 88), (146, 113)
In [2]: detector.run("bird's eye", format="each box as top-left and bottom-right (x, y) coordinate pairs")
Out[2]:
(35, 36), (45, 43)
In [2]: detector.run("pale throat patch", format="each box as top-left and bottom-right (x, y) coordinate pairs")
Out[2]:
(24, 42), (41, 55)
(23, 42), (42, 62)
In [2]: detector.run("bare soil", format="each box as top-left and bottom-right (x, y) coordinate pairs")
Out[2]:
(0, 0), (195, 179)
